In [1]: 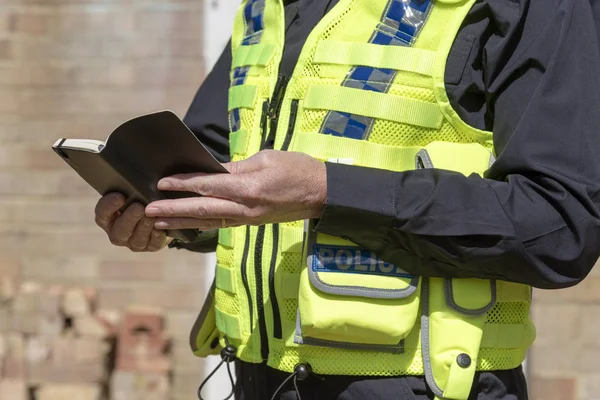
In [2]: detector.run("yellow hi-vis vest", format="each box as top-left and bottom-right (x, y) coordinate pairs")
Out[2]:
(190, 0), (536, 398)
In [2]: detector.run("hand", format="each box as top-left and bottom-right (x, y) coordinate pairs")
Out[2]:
(146, 150), (327, 230)
(95, 193), (168, 252)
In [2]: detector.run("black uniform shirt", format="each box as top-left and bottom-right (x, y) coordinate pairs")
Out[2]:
(181, 0), (600, 289)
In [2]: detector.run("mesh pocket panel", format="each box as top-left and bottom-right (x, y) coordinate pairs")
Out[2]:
(284, 299), (297, 322)
(486, 302), (529, 324)
(478, 348), (525, 370)
(215, 288), (240, 315)
(216, 247), (235, 268)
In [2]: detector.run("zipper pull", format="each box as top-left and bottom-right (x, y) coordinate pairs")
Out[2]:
(263, 75), (289, 150)
(260, 100), (270, 147)
(267, 75), (289, 121)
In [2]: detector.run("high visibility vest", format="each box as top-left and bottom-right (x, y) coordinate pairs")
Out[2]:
(190, 0), (536, 398)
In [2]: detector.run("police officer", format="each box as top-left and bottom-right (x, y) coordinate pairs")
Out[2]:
(94, 0), (600, 398)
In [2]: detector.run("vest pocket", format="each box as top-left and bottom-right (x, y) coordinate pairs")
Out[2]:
(294, 226), (420, 352)
(190, 279), (222, 357)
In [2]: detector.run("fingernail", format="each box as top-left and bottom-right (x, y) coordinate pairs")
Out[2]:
(146, 206), (158, 215)
(157, 179), (172, 190)
(153, 231), (163, 238)
(143, 218), (153, 227)
(155, 221), (169, 229)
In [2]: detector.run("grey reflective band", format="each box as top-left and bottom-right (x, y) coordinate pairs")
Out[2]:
(421, 278), (445, 398)
(444, 279), (497, 316)
(416, 148), (435, 169)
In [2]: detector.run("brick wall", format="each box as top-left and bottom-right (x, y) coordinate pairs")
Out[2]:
(0, 0), (211, 398)
(1, 1), (600, 400)
(529, 274), (600, 400)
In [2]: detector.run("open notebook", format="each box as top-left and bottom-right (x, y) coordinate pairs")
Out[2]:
(53, 110), (228, 243)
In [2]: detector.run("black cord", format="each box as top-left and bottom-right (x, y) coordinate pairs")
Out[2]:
(197, 337), (237, 400)
(197, 359), (226, 400)
(270, 371), (298, 400)
(224, 361), (235, 400)
(292, 375), (303, 400)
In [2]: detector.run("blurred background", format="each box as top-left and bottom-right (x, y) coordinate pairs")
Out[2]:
(0, 0), (599, 399)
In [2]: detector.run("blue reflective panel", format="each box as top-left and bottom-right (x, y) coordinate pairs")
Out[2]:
(410, 0), (430, 13)
(386, 0), (407, 24)
(342, 118), (368, 139)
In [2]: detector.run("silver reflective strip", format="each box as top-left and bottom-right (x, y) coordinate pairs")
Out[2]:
(444, 279), (497, 316)
(489, 152), (496, 168)
(421, 278), (445, 398)
(415, 148), (435, 169)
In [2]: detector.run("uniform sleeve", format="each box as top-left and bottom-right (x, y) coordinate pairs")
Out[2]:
(183, 40), (232, 163)
(170, 41), (232, 253)
(315, 0), (600, 289)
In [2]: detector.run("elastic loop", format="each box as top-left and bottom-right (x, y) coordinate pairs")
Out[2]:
(232, 43), (276, 68)
(216, 265), (236, 294)
(228, 85), (258, 111)
(293, 132), (421, 172)
(314, 40), (436, 76)
(304, 85), (443, 129)
(229, 130), (250, 156)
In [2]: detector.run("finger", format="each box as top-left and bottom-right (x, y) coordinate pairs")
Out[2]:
(146, 229), (167, 252)
(154, 218), (240, 231)
(110, 203), (145, 245)
(95, 193), (125, 230)
(157, 173), (251, 199)
(222, 155), (265, 174)
(128, 216), (154, 251)
(146, 197), (247, 219)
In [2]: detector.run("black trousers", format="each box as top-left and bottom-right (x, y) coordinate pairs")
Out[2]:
(234, 361), (528, 400)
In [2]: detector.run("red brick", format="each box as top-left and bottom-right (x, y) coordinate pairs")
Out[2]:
(131, 284), (202, 309)
(37, 384), (102, 400)
(529, 376), (577, 400)
(96, 287), (132, 310)
(111, 371), (170, 400)
(25, 336), (51, 364)
(99, 260), (165, 281)
(2, 358), (26, 380)
(51, 336), (108, 366)
(28, 361), (106, 385)
(135, 10), (201, 37)
(8, 13), (53, 34)
(0, 40), (11, 59)
(531, 303), (580, 347)
(0, 380), (27, 400)
(0, 257), (20, 278)
(62, 287), (93, 317)
(0, 276), (17, 302)
(73, 315), (110, 339)
(116, 355), (172, 374)
(95, 309), (121, 336)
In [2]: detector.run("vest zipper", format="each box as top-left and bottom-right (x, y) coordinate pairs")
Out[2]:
(266, 99), (299, 341)
(264, 75), (289, 150)
(281, 99), (299, 151)
(254, 75), (291, 359)
(254, 225), (269, 360)
(260, 100), (269, 146)
(268, 223), (282, 339)
(240, 225), (254, 333)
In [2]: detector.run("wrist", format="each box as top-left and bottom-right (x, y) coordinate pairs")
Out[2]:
(309, 160), (327, 218)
